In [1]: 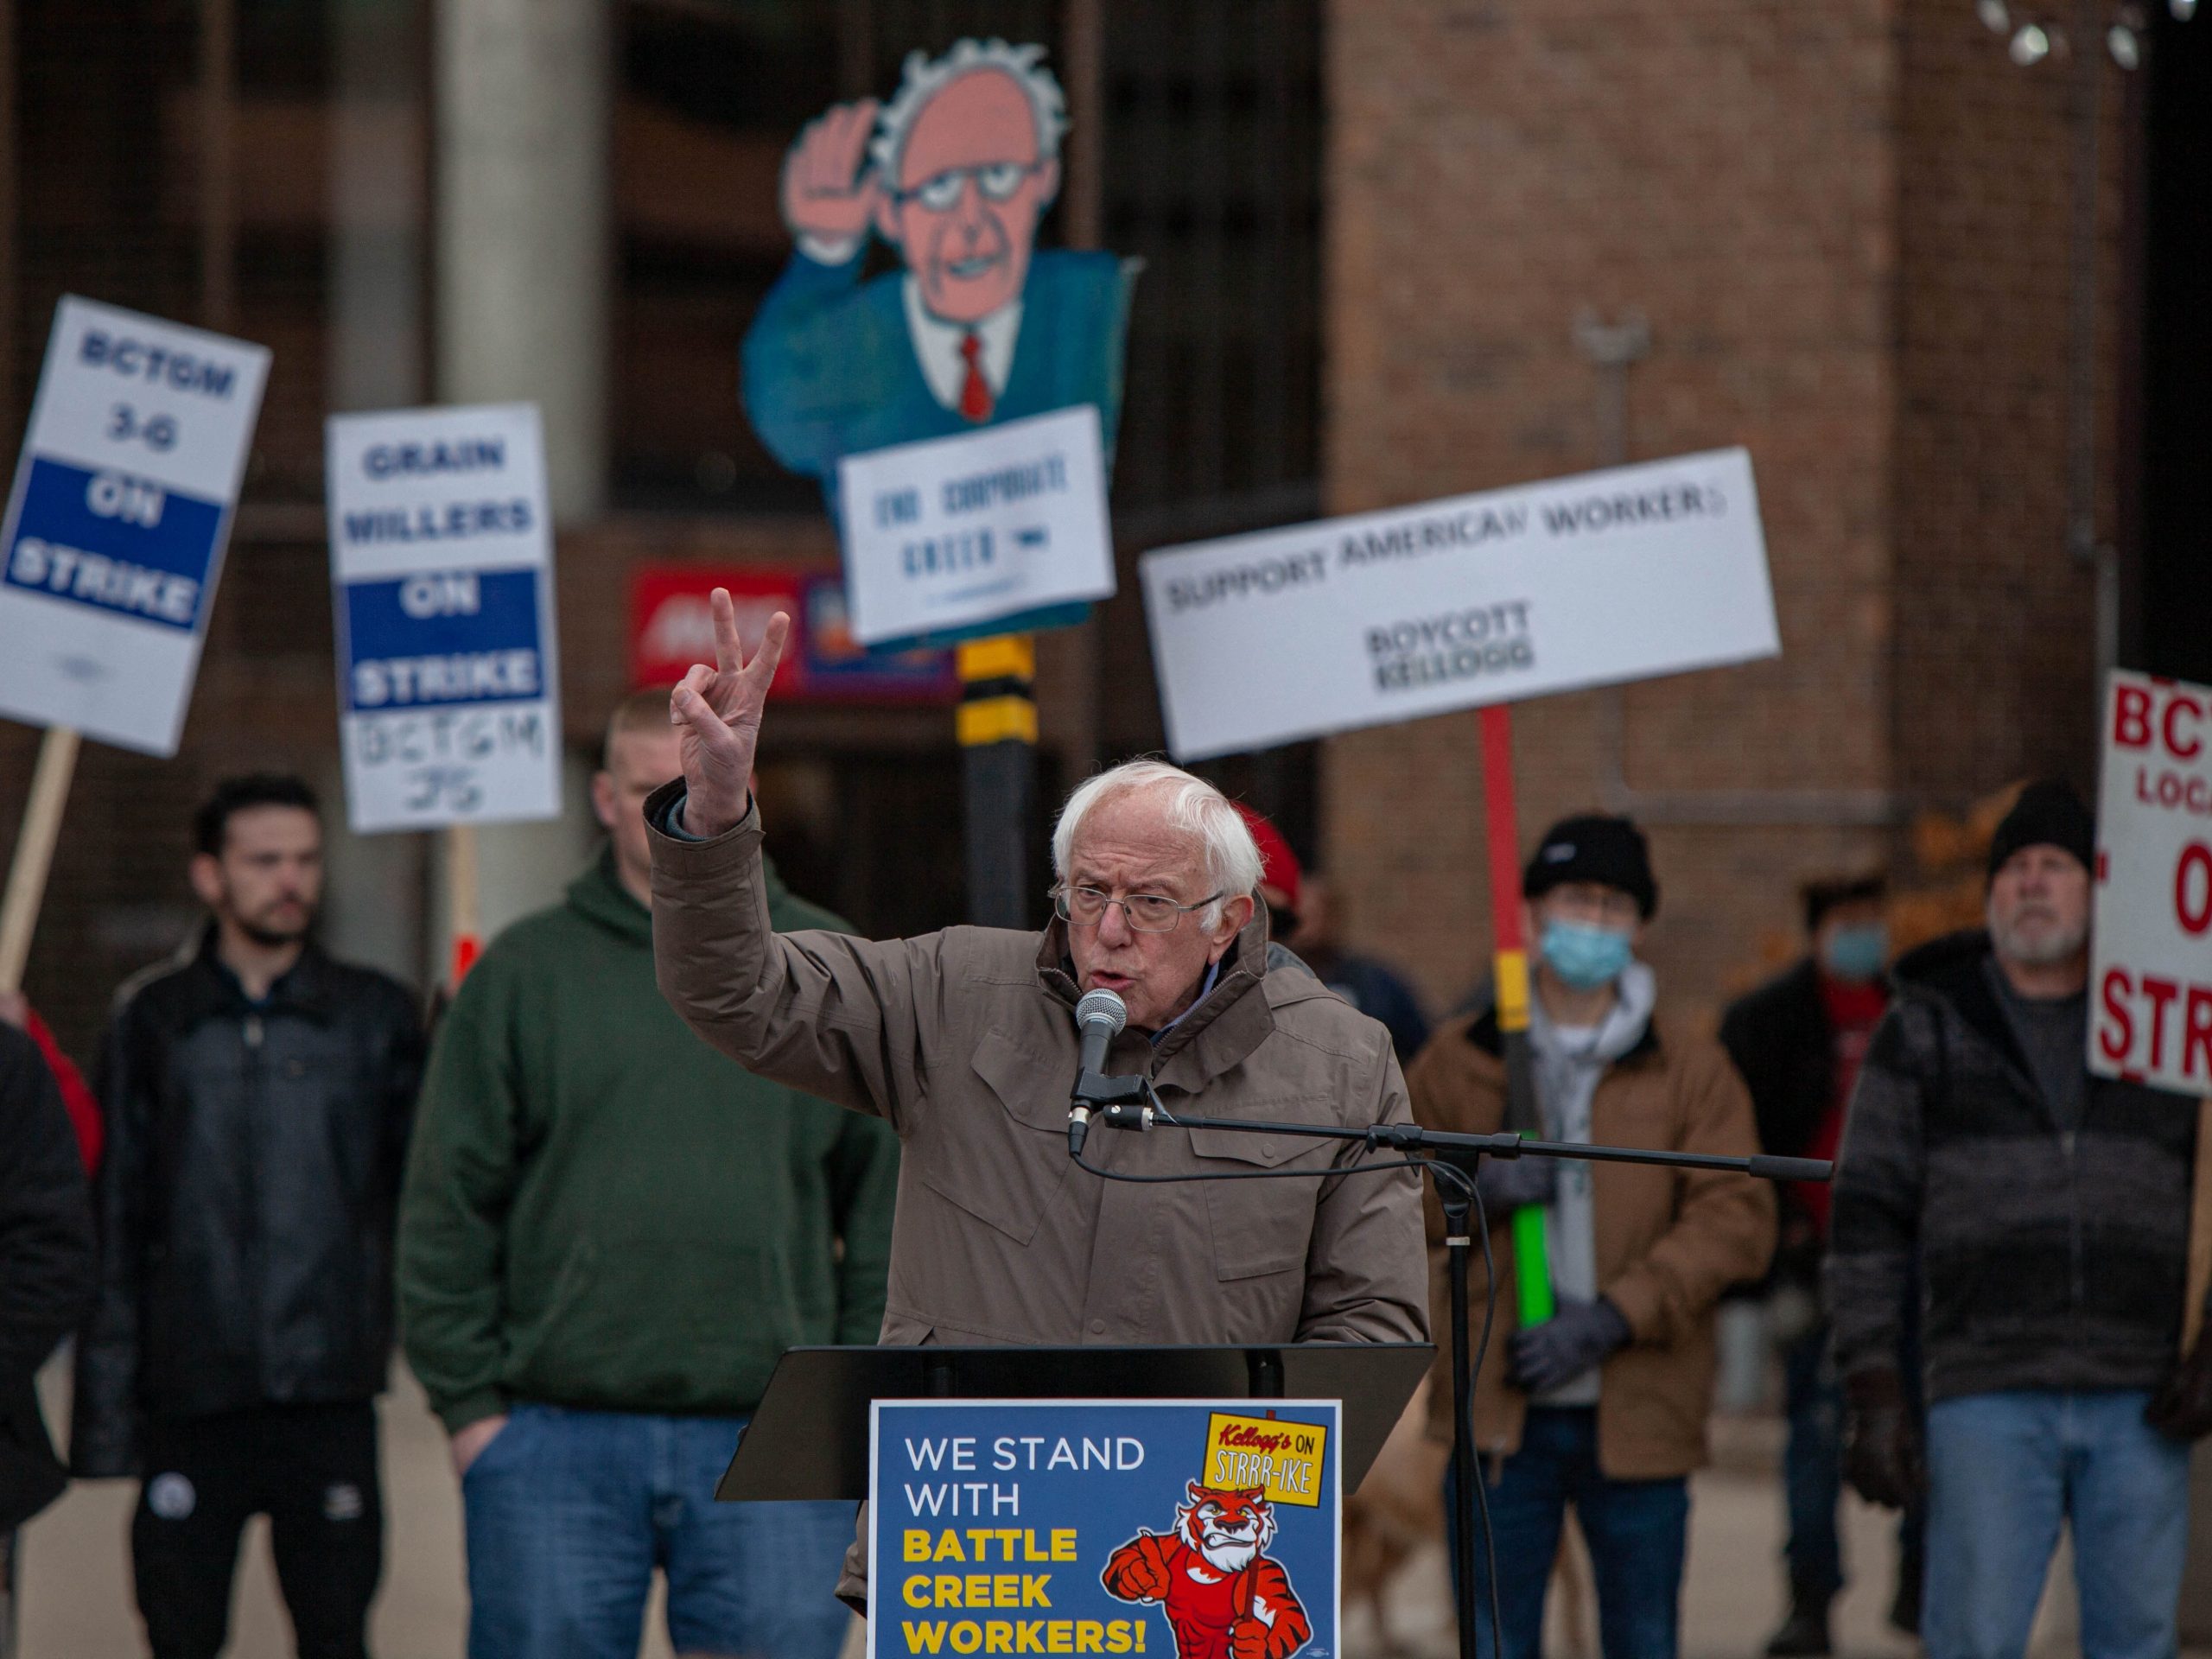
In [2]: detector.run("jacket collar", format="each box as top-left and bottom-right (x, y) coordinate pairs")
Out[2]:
(567, 843), (803, 944)
(1465, 994), (1661, 1066)
(1891, 927), (2039, 1085)
(180, 924), (339, 1024)
(1033, 909), (1278, 1091)
(566, 849), (650, 942)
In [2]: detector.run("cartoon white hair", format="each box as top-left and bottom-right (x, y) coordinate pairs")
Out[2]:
(870, 37), (1069, 190)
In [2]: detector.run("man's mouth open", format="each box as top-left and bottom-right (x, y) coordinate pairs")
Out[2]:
(944, 254), (999, 280)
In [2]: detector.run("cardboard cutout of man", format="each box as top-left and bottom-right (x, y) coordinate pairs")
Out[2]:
(743, 39), (1136, 502)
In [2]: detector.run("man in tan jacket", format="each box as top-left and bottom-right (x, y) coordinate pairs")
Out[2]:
(1410, 813), (1772, 1659)
(647, 594), (1428, 1608)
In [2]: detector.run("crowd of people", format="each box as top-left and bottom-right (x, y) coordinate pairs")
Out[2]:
(0, 613), (2205, 1659)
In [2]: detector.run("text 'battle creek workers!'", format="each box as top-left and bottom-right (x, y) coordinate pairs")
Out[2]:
(646, 591), (1428, 1614)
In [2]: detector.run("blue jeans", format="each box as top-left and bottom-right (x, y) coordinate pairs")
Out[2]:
(461, 1402), (855, 1659)
(1443, 1407), (1689, 1659)
(1781, 1324), (1846, 1602)
(1923, 1389), (2190, 1659)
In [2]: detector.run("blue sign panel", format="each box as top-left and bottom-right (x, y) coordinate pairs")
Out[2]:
(869, 1400), (1338, 1659)
(3, 455), (226, 631)
(340, 566), (544, 712)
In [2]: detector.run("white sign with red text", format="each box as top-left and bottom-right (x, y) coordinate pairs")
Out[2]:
(2091, 671), (2212, 1095)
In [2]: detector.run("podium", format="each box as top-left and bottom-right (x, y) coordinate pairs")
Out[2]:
(716, 1342), (1435, 1503)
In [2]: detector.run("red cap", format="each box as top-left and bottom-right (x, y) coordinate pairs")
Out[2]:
(1232, 802), (1302, 918)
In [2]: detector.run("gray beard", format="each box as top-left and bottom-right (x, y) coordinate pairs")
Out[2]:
(1989, 910), (2088, 967)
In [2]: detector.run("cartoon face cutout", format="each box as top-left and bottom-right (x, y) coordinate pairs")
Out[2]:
(873, 67), (1062, 325)
(1177, 1484), (1277, 1573)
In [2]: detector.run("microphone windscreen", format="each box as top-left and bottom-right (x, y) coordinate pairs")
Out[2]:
(1075, 988), (1128, 1033)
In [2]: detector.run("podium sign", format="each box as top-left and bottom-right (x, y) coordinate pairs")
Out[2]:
(869, 1398), (1340, 1659)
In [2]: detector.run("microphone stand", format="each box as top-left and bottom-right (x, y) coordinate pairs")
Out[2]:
(1071, 1083), (1829, 1659)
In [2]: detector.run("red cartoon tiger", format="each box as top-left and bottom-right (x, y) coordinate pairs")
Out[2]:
(1101, 1483), (1313, 1659)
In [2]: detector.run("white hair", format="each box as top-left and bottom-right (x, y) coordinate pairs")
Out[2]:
(1052, 760), (1264, 931)
(870, 38), (1068, 189)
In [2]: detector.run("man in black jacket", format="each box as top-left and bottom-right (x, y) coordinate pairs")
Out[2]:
(73, 776), (423, 1659)
(0, 1020), (95, 1645)
(1721, 874), (1918, 1655)
(1829, 782), (2212, 1659)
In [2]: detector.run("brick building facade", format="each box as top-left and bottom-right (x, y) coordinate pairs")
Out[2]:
(1321, 0), (2142, 1021)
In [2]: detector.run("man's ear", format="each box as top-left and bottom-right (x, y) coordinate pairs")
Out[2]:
(872, 185), (902, 247)
(1210, 893), (1255, 961)
(1034, 156), (1062, 207)
(589, 771), (617, 833)
(188, 853), (225, 911)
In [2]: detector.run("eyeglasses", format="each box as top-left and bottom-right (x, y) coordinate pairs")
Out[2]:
(1053, 886), (1224, 933)
(894, 162), (1039, 211)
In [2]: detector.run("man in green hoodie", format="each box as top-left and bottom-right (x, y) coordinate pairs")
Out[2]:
(397, 687), (899, 1659)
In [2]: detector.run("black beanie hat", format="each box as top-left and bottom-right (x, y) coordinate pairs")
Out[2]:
(1523, 814), (1658, 919)
(1986, 779), (2094, 884)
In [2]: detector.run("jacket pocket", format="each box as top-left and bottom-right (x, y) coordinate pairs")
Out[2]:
(914, 1030), (1074, 1246)
(1189, 1123), (1333, 1281)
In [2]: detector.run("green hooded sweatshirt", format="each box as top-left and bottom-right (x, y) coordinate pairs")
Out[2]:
(397, 849), (899, 1433)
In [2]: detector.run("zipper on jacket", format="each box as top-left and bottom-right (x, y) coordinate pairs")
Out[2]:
(2063, 1127), (2085, 1317)
(242, 1012), (267, 1393)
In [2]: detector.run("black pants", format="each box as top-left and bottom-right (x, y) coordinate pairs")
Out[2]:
(132, 1403), (382, 1659)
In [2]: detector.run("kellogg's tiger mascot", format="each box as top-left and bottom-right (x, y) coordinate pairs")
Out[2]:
(1101, 1483), (1313, 1659)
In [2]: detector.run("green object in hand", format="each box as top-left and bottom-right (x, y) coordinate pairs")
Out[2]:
(1511, 1143), (1555, 1326)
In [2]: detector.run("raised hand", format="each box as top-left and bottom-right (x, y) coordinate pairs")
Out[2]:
(779, 99), (883, 249)
(669, 588), (788, 839)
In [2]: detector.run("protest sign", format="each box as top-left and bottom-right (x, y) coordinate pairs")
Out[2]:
(1139, 448), (1778, 760)
(870, 1398), (1338, 1659)
(630, 565), (957, 702)
(0, 296), (270, 754)
(2090, 671), (2212, 1093)
(324, 404), (561, 835)
(836, 405), (1114, 648)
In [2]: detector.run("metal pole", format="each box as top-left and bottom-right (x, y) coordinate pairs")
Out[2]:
(958, 636), (1039, 928)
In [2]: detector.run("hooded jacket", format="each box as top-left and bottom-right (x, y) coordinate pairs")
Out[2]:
(73, 933), (423, 1477)
(1827, 929), (2197, 1402)
(1408, 1000), (1774, 1478)
(397, 849), (900, 1433)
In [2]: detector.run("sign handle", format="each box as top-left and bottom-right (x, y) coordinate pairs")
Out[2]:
(446, 822), (481, 985)
(1478, 706), (1554, 1324)
(0, 726), (82, 995)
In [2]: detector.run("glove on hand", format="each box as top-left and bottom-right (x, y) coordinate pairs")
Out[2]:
(1474, 1153), (1557, 1215)
(1841, 1368), (1925, 1509)
(1507, 1295), (1630, 1395)
(2146, 1327), (2212, 1442)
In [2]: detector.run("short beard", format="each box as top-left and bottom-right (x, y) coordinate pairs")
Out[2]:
(1988, 909), (2087, 968)
(237, 913), (312, 949)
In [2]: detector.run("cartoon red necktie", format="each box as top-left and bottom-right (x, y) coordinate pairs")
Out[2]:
(957, 330), (994, 423)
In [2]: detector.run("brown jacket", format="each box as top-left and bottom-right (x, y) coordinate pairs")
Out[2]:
(645, 786), (1429, 1602)
(1409, 1003), (1774, 1480)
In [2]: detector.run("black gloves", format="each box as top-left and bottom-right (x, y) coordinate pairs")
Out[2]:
(1474, 1153), (1557, 1216)
(2146, 1328), (2212, 1442)
(1507, 1296), (1630, 1395)
(1842, 1368), (1925, 1509)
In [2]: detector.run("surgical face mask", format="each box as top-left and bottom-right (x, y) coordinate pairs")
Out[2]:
(1539, 918), (1633, 991)
(1821, 922), (1889, 982)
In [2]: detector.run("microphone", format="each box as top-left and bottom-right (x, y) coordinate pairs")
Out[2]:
(1069, 988), (1128, 1157)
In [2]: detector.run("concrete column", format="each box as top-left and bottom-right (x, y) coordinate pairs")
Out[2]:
(434, 0), (609, 520)
(432, 0), (611, 957)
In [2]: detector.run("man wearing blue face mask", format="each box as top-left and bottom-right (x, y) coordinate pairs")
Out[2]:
(1409, 813), (1774, 1659)
(1721, 875), (1916, 1656)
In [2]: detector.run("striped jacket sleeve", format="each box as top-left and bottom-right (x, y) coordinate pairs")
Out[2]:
(1825, 999), (1931, 1382)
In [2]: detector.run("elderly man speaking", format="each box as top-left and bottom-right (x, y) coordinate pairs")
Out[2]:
(647, 595), (1427, 1593)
